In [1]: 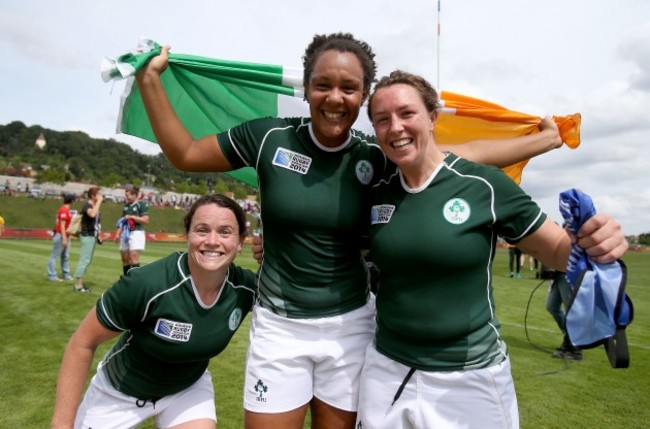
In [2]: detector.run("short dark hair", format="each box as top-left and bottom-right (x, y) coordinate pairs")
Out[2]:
(367, 70), (440, 122)
(183, 194), (247, 236)
(63, 193), (76, 204)
(302, 33), (377, 101)
(125, 184), (139, 196)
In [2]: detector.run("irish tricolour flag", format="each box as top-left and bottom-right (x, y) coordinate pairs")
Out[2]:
(102, 38), (581, 187)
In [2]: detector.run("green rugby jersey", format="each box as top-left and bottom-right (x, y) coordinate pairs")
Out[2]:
(218, 117), (389, 318)
(370, 153), (546, 371)
(96, 252), (257, 399)
(121, 200), (148, 231)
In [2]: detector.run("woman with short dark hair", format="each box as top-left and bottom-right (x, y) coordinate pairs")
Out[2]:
(72, 187), (103, 292)
(52, 194), (257, 429)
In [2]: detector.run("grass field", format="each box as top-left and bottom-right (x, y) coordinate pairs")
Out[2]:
(0, 239), (647, 429)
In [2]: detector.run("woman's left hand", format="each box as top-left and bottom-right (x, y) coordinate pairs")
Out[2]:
(575, 213), (628, 263)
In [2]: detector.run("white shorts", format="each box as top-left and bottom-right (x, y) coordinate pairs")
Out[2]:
(74, 367), (216, 429)
(119, 230), (146, 252)
(357, 345), (519, 429)
(243, 295), (376, 413)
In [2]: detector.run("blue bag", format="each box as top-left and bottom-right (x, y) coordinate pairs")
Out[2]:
(559, 189), (634, 368)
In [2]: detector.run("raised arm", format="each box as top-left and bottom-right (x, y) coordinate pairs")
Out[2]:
(87, 194), (102, 218)
(51, 307), (120, 429)
(135, 46), (232, 172)
(442, 116), (562, 167)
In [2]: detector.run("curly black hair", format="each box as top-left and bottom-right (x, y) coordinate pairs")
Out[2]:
(302, 33), (377, 100)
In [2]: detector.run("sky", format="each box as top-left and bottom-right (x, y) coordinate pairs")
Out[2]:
(1, 0), (649, 235)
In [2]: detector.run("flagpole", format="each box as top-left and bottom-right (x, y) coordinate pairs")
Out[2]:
(437, 0), (441, 90)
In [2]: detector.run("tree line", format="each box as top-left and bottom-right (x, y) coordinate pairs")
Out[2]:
(0, 121), (256, 198)
(3, 121), (648, 245)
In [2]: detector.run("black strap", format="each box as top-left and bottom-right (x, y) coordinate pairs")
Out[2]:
(604, 327), (630, 368)
(603, 259), (632, 369)
(391, 367), (416, 406)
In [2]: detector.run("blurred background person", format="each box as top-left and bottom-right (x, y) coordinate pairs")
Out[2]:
(72, 187), (103, 293)
(546, 270), (583, 360)
(116, 185), (149, 276)
(46, 193), (76, 282)
(507, 243), (522, 278)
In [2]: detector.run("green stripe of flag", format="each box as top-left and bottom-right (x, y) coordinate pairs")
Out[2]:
(106, 39), (304, 188)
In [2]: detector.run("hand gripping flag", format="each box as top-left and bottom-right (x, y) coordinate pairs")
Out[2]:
(102, 38), (303, 188)
(435, 92), (581, 184)
(102, 38), (582, 187)
(559, 189), (634, 368)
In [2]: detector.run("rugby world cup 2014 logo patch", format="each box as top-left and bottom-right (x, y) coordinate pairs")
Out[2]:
(370, 204), (395, 225)
(154, 318), (193, 342)
(272, 148), (312, 175)
(443, 198), (471, 225)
